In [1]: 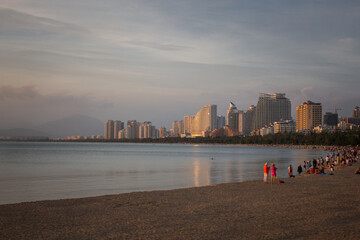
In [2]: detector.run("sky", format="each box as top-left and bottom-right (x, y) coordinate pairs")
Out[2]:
(0, 0), (359, 129)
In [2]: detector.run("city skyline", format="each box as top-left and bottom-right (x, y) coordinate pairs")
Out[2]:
(1, 1), (360, 130)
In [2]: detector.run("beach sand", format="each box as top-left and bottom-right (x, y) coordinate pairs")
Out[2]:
(1, 162), (359, 239)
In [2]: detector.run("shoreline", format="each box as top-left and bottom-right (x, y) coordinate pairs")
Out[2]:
(2, 139), (353, 150)
(1, 153), (359, 239)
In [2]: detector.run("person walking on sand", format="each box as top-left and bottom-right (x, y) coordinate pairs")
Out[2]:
(264, 162), (270, 183)
(270, 163), (277, 184)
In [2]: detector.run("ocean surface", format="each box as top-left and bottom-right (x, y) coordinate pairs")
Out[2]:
(0, 142), (327, 204)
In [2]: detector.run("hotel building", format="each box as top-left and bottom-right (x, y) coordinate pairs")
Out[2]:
(296, 101), (322, 132)
(191, 104), (217, 137)
(254, 93), (291, 130)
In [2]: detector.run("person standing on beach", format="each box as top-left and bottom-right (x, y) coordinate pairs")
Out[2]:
(264, 162), (270, 183)
(297, 165), (302, 175)
(288, 165), (295, 178)
(271, 163), (277, 184)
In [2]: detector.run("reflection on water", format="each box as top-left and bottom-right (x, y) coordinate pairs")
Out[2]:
(193, 159), (210, 187)
(0, 142), (327, 204)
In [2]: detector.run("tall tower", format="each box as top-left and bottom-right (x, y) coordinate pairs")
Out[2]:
(238, 105), (256, 135)
(227, 102), (239, 130)
(104, 120), (114, 140)
(191, 104), (217, 137)
(353, 106), (360, 118)
(296, 101), (322, 132)
(114, 121), (124, 139)
(254, 93), (291, 130)
(184, 116), (195, 134)
(217, 115), (225, 129)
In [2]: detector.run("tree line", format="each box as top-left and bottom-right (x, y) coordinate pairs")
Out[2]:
(91, 129), (360, 146)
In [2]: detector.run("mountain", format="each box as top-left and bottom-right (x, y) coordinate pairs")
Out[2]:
(0, 128), (49, 137)
(34, 114), (104, 138)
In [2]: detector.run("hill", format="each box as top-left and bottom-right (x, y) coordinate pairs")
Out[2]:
(34, 114), (103, 138)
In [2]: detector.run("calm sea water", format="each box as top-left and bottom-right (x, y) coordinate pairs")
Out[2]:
(0, 142), (327, 204)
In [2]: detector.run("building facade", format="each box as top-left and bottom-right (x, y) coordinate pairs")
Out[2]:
(323, 112), (338, 126)
(254, 93), (291, 130)
(104, 120), (114, 140)
(226, 102), (239, 131)
(191, 104), (217, 137)
(184, 116), (195, 134)
(273, 120), (296, 134)
(296, 101), (322, 132)
(114, 120), (124, 139)
(238, 105), (256, 136)
(353, 106), (360, 118)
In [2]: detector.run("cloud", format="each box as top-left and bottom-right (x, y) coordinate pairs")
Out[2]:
(0, 1), (359, 128)
(300, 87), (314, 99)
(0, 85), (38, 100)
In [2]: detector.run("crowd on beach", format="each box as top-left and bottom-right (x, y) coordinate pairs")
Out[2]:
(263, 146), (360, 184)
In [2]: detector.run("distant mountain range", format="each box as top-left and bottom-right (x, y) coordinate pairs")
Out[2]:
(0, 114), (104, 138)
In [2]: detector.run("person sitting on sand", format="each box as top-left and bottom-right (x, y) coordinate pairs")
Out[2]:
(355, 168), (360, 174)
(264, 162), (270, 183)
(271, 163), (277, 184)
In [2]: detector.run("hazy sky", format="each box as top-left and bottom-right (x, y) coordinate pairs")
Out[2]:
(1, 0), (359, 129)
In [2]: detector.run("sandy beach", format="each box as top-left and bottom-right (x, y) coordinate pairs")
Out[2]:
(1, 157), (359, 239)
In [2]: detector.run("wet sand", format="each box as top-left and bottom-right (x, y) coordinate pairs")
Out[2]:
(1, 162), (359, 239)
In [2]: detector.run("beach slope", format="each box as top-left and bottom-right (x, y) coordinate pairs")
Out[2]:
(1, 163), (359, 240)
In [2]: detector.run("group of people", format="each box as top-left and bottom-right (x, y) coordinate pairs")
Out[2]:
(263, 146), (359, 184)
(263, 162), (278, 184)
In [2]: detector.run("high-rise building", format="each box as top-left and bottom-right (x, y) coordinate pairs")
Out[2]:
(217, 115), (225, 129)
(323, 112), (338, 126)
(227, 102), (239, 130)
(353, 106), (360, 118)
(114, 120), (124, 139)
(139, 121), (156, 139)
(238, 105), (256, 136)
(104, 120), (114, 140)
(126, 120), (139, 139)
(254, 93), (291, 130)
(184, 116), (195, 134)
(159, 126), (167, 138)
(191, 104), (217, 137)
(171, 120), (184, 137)
(296, 101), (322, 132)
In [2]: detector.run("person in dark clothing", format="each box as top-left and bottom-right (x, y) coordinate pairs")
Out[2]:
(297, 165), (303, 175)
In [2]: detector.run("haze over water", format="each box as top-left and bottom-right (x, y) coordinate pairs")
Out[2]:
(0, 142), (327, 204)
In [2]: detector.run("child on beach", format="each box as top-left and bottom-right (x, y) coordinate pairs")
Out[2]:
(264, 162), (270, 183)
(271, 163), (277, 184)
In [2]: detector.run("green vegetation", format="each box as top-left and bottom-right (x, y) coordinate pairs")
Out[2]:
(3, 129), (359, 146)
(82, 129), (360, 146)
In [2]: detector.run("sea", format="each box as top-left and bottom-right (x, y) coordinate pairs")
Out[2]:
(0, 141), (328, 204)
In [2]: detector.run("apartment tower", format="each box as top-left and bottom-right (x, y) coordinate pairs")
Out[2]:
(254, 93), (291, 130)
(296, 101), (322, 132)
